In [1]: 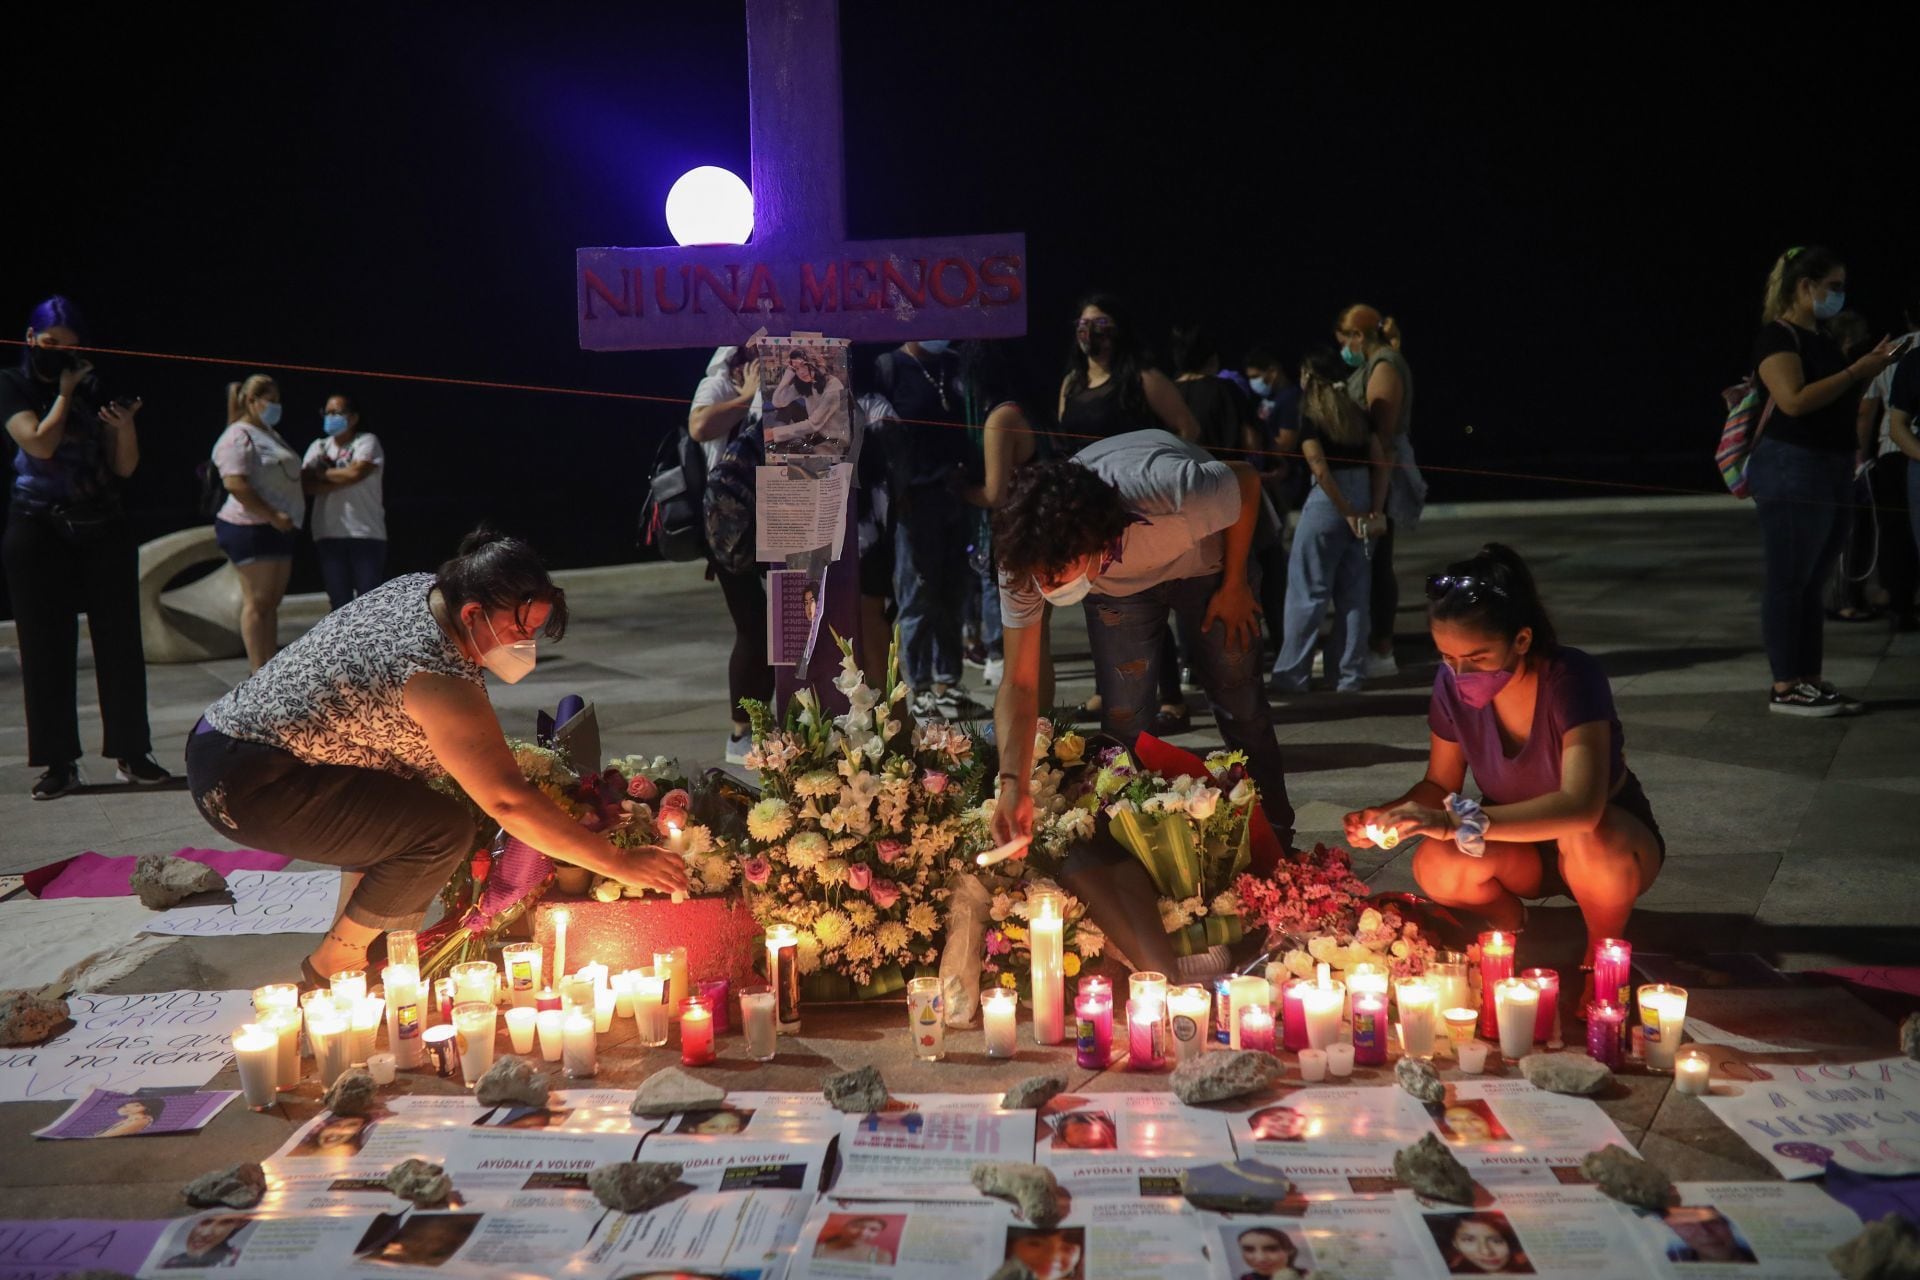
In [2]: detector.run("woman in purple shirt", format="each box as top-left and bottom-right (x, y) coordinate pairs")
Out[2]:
(1344, 544), (1663, 985)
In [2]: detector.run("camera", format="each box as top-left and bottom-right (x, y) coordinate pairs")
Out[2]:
(78, 369), (136, 412)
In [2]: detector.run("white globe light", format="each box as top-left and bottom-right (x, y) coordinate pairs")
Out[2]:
(664, 166), (754, 246)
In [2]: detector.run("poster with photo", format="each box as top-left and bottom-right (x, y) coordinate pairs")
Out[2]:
(1427, 1080), (1634, 1163)
(1039, 1094), (1236, 1168)
(832, 1096), (1037, 1199)
(1398, 1186), (1660, 1280)
(1619, 1182), (1864, 1278)
(572, 1189), (815, 1280)
(1201, 1199), (1450, 1280)
(1229, 1087), (1433, 1160)
(770, 568), (828, 668)
(261, 1127), (645, 1214)
(760, 337), (852, 461)
(33, 1088), (237, 1140)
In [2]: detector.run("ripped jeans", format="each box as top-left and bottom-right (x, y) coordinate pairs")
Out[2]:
(1082, 572), (1296, 848)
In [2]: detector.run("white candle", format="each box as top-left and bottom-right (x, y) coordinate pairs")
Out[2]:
(1302, 981), (1344, 1051)
(451, 961), (497, 1008)
(505, 1007), (538, 1055)
(1029, 892), (1065, 1045)
(366, 1052), (397, 1085)
(258, 1007), (301, 1089)
(233, 1024), (279, 1108)
(741, 991), (778, 1061)
(1298, 1048), (1328, 1083)
(1675, 1048), (1711, 1096)
(667, 947), (690, 1011)
(252, 984), (298, 1016)
(350, 996), (385, 1066)
(579, 962), (610, 996)
(1640, 985), (1689, 1072)
(562, 1010), (597, 1078)
(983, 989), (1018, 1059)
(1325, 1042), (1355, 1078)
(612, 971), (640, 1019)
(1169, 985), (1212, 1064)
(1226, 975), (1269, 1051)
(1493, 978), (1539, 1061)
(551, 910), (569, 993)
(1348, 964), (1388, 1022)
(308, 1006), (352, 1089)
(535, 1010), (565, 1063)
(452, 1001), (497, 1086)
(593, 985), (616, 1034)
(1397, 979), (1438, 1059)
(501, 943), (542, 1010)
(635, 974), (670, 1047)
(383, 964), (424, 1070)
(329, 968), (367, 1009)
(1457, 1040), (1490, 1074)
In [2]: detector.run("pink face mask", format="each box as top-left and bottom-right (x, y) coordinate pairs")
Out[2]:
(1447, 664), (1513, 710)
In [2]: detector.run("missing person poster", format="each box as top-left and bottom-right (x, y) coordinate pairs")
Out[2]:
(760, 337), (852, 462)
(770, 567), (829, 668)
(832, 1096), (1036, 1199)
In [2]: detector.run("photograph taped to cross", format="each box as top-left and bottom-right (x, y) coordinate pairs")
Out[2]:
(760, 336), (851, 461)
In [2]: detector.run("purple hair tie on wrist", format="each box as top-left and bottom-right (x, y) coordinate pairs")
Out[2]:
(1445, 793), (1489, 858)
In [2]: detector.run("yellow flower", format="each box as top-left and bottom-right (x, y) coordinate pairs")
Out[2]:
(1063, 953), (1081, 977)
(1054, 732), (1086, 765)
(999, 972), (1018, 989)
(1004, 925), (1029, 943)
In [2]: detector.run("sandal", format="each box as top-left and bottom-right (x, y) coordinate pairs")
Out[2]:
(298, 957), (327, 995)
(1147, 704), (1192, 737)
(1074, 694), (1103, 724)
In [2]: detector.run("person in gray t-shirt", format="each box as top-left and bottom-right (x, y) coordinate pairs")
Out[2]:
(988, 430), (1296, 966)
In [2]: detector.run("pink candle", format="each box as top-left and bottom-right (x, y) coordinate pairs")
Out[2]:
(534, 987), (561, 1014)
(1127, 998), (1166, 1071)
(679, 997), (715, 1066)
(1281, 978), (1311, 1053)
(1521, 968), (1558, 1043)
(1592, 939), (1632, 1050)
(1351, 991), (1388, 1066)
(1079, 975), (1113, 1004)
(697, 978), (731, 1034)
(1238, 1004), (1276, 1053)
(1075, 991), (1114, 1070)
(1477, 931), (1516, 1038)
(1586, 1000), (1625, 1068)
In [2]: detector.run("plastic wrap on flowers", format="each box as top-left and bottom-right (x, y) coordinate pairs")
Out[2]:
(1107, 810), (1203, 902)
(939, 872), (991, 1027)
(419, 834), (554, 981)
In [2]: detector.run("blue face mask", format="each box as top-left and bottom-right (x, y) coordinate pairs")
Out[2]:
(259, 402), (283, 428)
(916, 339), (951, 354)
(1813, 289), (1846, 321)
(1341, 346), (1365, 369)
(323, 413), (350, 436)
(1249, 377), (1271, 398)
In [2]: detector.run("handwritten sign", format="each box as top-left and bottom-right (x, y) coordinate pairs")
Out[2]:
(142, 868), (340, 937)
(1698, 1055), (1920, 1178)
(0, 1219), (167, 1280)
(0, 990), (252, 1103)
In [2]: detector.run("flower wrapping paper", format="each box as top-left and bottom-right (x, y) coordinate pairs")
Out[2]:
(533, 895), (764, 1005)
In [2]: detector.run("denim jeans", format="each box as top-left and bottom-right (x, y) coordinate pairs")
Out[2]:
(314, 537), (387, 611)
(974, 512), (1004, 660)
(1273, 469), (1373, 691)
(894, 497), (969, 689)
(1747, 435), (1852, 683)
(1082, 573), (1296, 846)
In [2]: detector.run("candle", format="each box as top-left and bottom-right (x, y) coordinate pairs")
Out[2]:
(1029, 891), (1066, 1045)
(1326, 1042), (1356, 1078)
(1477, 932), (1515, 1038)
(451, 961), (497, 1008)
(1427, 951), (1471, 1014)
(741, 989), (778, 1061)
(635, 973), (670, 1047)
(434, 978), (456, 1025)
(1281, 978), (1312, 1053)
(1128, 997), (1166, 1071)
(1457, 1040), (1489, 1073)
(1302, 980), (1344, 1051)
(562, 976), (594, 1014)
(505, 1007), (538, 1055)
(550, 909), (568, 995)
(984, 989), (1019, 1059)
(593, 986), (616, 1035)
(1227, 976), (1269, 1051)
(611, 971), (639, 1020)
(308, 1005), (352, 1089)
(654, 953), (681, 1017)
(1674, 1048), (1711, 1096)
(1444, 1007), (1479, 1055)
(383, 964), (424, 1070)
(1397, 979), (1438, 1059)
(1593, 938), (1632, 1050)
(1298, 1048), (1328, 1082)
(350, 995), (385, 1066)
(562, 1010), (597, 1078)
(1586, 1000), (1625, 1069)
(1638, 984), (1688, 1072)
(366, 1051), (397, 1086)
(453, 1001), (497, 1086)
(535, 987), (561, 1013)
(260, 1007), (302, 1089)
(697, 978), (731, 1034)
(1521, 968), (1559, 1043)
(385, 929), (419, 970)
(534, 1009), (565, 1063)
(1351, 991), (1389, 1066)
(907, 977), (946, 1061)
(667, 947), (690, 1011)
(1348, 964), (1388, 1024)
(329, 968), (367, 1009)
(1169, 985), (1212, 1064)
(501, 943), (542, 1009)
(1493, 978), (1539, 1061)
(1074, 989), (1113, 1070)
(766, 924), (801, 1033)
(679, 998), (715, 1066)
(579, 962), (611, 997)
(1213, 978), (1235, 1044)
(422, 1023), (457, 1076)
(233, 1024), (279, 1109)
(252, 983), (298, 1016)
(1238, 1004), (1277, 1054)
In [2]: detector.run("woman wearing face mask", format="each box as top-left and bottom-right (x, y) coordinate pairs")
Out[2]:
(1344, 544), (1662, 988)
(302, 393), (386, 611)
(212, 375), (304, 670)
(1335, 304), (1424, 680)
(2, 296), (170, 799)
(185, 528), (689, 988)
(1747, 246), (1903, 715)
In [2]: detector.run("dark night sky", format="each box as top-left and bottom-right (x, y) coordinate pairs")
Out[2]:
(10, 5), (1916, 604)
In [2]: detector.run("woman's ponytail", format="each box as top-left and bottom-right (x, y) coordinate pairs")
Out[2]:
(1761, 245), (1844, 323)
(1429, 541), (1559, 654)
(228, 373), (278, 425)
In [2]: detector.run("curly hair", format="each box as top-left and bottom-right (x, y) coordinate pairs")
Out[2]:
(992, 459), (1132, 585)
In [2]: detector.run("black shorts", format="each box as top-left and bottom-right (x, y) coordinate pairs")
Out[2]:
(1532, 771), (1665, 900)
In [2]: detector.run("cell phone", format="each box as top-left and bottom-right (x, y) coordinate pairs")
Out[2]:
(1892, 335), (1916, 359)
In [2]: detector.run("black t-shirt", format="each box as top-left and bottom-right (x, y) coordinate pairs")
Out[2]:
(1890, 349), (1920, 418)
(0, 366), (118, 506)
(1175, 376), (1252, 459)
(1300, 417), (1372, 469)
(1752, 321), (1859, 453)
(872, 347), (975, 489)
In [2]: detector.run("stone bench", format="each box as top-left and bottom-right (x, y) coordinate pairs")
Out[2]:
(139, 525), (244, 663)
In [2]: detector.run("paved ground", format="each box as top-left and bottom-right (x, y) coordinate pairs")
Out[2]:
(1, 499), (1916, 1217)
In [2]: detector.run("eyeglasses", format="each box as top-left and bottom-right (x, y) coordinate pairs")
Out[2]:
(1426, 573), (1507, 602)
(1074, 317), (1116, 334)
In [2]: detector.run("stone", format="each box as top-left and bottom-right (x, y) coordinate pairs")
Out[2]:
(1392, 1134), (1476, 1205)
(1900, 1013), (1920, 1063)
(0, 990), (70, 1047)
(1169, 1050), (1285, 1105)
(475, 1056), (550, 1108)
(1829, 1213), (1920, 1280)
(1521, 1052), (1614, 1096)
(999, 1074), (1068, 1111)
(1395, 1056), (1446, 1104)
(182, 1162), (267, 1209)
(824, 1065), (890, 1113)
(385, 1158), (452, 1208)
(588, 1161), (685, 1213)
(629, 1067), (726, 1117)
(1580, 1144), (1674, 1211)
(987, 1262), (1037, 1280)
(130, 853), (227, 910)
(971, 1161), (1064, 1228)
(322, 1069), (379, 1117)
(1178, 1161), (1295, 1212)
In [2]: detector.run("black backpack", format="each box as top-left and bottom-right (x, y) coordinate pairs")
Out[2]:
(703, 420), (763, 576)
(195, 459), (228, 519)
(641, 428), (709, 562)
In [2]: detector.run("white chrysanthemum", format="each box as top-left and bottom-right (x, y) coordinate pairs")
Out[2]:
(816, 858), (850, 887)
(1076, 919), (1106, 958)
(796, 934), (822, 975)
(876, 921), (909, 954)
(1210, 891), (1241, 917)
(1158, 897), (1192, 932)
(785, 831), (829, 869)
(847, 901), (876, 929)
(813, 910), (851, 949)
(698, 855), (734, 890)
(747, 798), (794, 842)
(843, 932), (878, 964)
(795, 770), (840, 799)
(1054, 809), (1095, 841)
(683, 824), (715, 857)
(906, 903), (939, 937)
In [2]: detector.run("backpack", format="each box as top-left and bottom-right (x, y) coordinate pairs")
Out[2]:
(640, 428), (709, 562)
(1717, 321), (1797, 498)
(196, 459), (228, 519)
(703, 418), (763, 575)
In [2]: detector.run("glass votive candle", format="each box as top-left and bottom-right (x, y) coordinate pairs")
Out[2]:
(422, 1023), (457, 1076)
(593, 985), (616, 1034)
(1325, 1042), (1356, 1078)
(1444, 1007), (1479, 1053)
(740, 989), (778, 1061)
(635, 974), (670, 1047)
(1477, 931), (1517, 1038)
(1457, 1040), (1490, 1073)
(1351, 990), (1389, 1066)
(434, 977), (456, 1025)
(1493, 977), (1539, 1061)
(1396, 979), (1438, 1059)
(1281, 977), (1312, 1053)
(1226, 975), (1269, 1050)
(505, 1007), (538, 1055)
(252, 983), (298, 1015)
(1074, 986), (1113, 1071)
(1521, 967), (1559, 1043)
(906, 977), (946, 1062)
(562, 1009), (597, 1078)
(697, 978), (732, 1034)
(1238, 1003), (1277, 1053)
(451, 961), (498, 1008)
(329, 968), (367, 1009)
(452, 1001), (498, 1086)
(384, 929), (419, 971)
(260, 1006), (302, 1089)
(1674, 1048), (1712, 1096)
(1427, 952), (1471, 1015)
(1298, 1048), (1329, 1083)
(1213, 977), (1235, 1045)
(1169, 984), (1212, 1063)
(535, 987), (562, 1013)
(1638, 983), (1688, 1072)
(1586, 1000), (1626, 1069)
(500, 942), (542, 1009)
(232, 1024), (279, 1109)
(983, 988), (1018, 1059)
(679, 997), (716, 1066)
(1302, 980), (1345, 1051)
(534, 1009), (565, 1063)
(1127, 997), (1167, 1071)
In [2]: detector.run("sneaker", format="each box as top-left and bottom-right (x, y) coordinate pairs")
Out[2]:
(935, 686), (984, 720)
(1816, 683), (1866, 716)
(116, 754), (173, 785)
(1768, 682), (1844, 717)
(1180, 665), (1200, 692)
(1311, 651), (1325, 679)
(963, 639), (989, 667)
(32, 763), (81, 800)
(1364, 650), (1399, 679)
(912, 690), (942, 718)
(724, 730), (751, 765)
(982, 656), (1005, 688)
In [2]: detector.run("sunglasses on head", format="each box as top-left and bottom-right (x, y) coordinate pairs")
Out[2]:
(1426, 573), (1507, 602)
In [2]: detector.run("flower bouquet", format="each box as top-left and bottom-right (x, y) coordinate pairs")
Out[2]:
(1234, 843), (1438, 980)
(578, 755), (739, 904)
(980, 883), (1104, 1000)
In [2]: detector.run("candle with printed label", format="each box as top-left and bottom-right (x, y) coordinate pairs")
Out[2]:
(1477, 931), (1515, 1038)
(383, 964), (424, 1070)
(1074, 986), (1113, 1070)
(1169, 985), (1212, 1064)
(1638, 983), (1688, 1072)
(1444, 1007), (1479, 1055)
(1351, 990), (1389, 1066)
(501, 943), (541, 1010)
(1127, 996), (1166, 1070)
(422, 1023), (456, 1076)
(1593, 939), (1632, 1050)
(983, 988), (1018, 1059)
(906, 977), (945, 1062)
(766, 924), (801, 1033)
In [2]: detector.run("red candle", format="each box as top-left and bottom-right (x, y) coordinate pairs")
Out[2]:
(1592, 939), (1632, 1051)
(1075, 991), (1113, 1071)
(1477, 931), (1515, 1039)
(1238, 1004), (1276, 1054)
(1586, 1000), (1625, 1068)
(1521, 968), (1558, 1043)
(1127, 998), (1166, 1071)
(535, 987), (561, 1014)
(1281, 978), (1312, 1052)
(1351, 991), (1388, 1066)
(679, 997), (715, 1066)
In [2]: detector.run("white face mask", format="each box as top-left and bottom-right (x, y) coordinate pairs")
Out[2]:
(1039, 573), (1094, 607)
(471, 610), (537, 684)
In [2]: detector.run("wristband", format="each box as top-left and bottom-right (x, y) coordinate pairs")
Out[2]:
(1444, 793), (1489, 858)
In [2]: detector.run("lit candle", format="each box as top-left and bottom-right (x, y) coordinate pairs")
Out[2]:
(766, 924), (801, 1033)
(252, 983), (298, 1016)
(422, 1023), (457, 1076)
(535, 987), (561, 1013)
(329, 968), (367, 1009)
(1457, 1040), (1489, 1073)
(1213, 978), (1235, 1044)
(1521, 968), (1559, 1044)
(984, 988), (1019, 1059)
(233, 1024), (279, 1109)
(1477, 931), (1515, 1038)
(1326, 1042), (1355, 1078)
(350, 995), (385, 1066)
(697, 978), (731, 1034)
(666, 949), (690, 1013)
(534, 1009), (565, 1063)
(1029, 891), (1065, 1046)
(451, 961), (498, 1008)
(366, 1051), (397, 1086)
(1302, 979), (1344, 1051)
(1281, 978), (1312, 1053)
(579, 962), (611, 998)
(611, 971), (639, 1020)
(308, 1004), (352, 1089)
(635, 973), (670, 1047)
(1348, 963), (1388, 1025)
(1397, 979), (1438, 1059)
(260, 1007), (302, 1089)
(593, 986), (616, 1035)
(1169, 985), (1212, 1064)
(1638, 984), (1688, 1072)
(1592, 938), (1632, 1051)
(1226, 975), (1269, 1051)
(501, 943), (542, 1010)
(1298, 1048), (1328, 1083)
(562, 975), (594, 1014)
(452, 1001), (497, 1086)
(1239, 1004), (1277, 1054)
(1586, 1000), (1625, 1069)
(1428, 952), (1472, 1016)
(1674, 1048), (1711, 1096)
(1351, 990), (1389, 1066)
(550, 909), (568, 996)
(1128, 997), (1166, 1071)
(741, 989), (777, 1061)
(383, 964), (424, 1070)
(679, 998), (715, 1066)
(1074, 987), (1113, 1070)
(505, 1007), (538, 1055)
(385, 929), (419, 970)
(907, 977), (945, 1061)
(1493, 978), (1538, 1061)
(1444, 1007), (1479, 1055)
(562, 1009), (597, 1078)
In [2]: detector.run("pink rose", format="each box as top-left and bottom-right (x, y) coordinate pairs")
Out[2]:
(876, 839), (906, 864)
(847, 863), (873, 891)
(868, 879), (902, 909)
(627, 774), (659, 802)
(922, 770), (949, 795)
(742, 855), (772, 886)
(659, 788), (692, 812)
